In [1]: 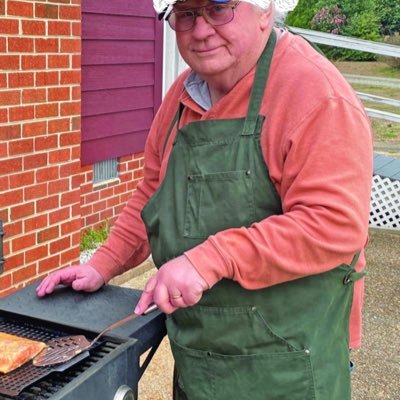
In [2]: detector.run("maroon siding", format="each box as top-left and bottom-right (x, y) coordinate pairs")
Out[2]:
(81, 0), (163, 165)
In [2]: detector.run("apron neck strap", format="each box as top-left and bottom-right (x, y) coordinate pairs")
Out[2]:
(241, 29), (277, 136)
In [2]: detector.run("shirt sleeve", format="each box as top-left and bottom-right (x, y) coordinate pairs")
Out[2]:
(185, 96), (373, 289)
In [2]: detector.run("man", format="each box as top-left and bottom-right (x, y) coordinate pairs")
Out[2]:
(37, 1), (373, 398)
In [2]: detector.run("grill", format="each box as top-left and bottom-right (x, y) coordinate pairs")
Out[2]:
(0, 283), (166, 400)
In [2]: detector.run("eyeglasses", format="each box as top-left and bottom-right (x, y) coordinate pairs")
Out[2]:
(167, 2), (241, 32)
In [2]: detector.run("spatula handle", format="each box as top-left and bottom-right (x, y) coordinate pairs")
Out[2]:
(89, 303), (158, 346)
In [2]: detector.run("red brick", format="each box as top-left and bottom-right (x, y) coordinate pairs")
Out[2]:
(3, 253), (24, 272)
(0, 275), (12, 292)
(9, 105), (34, 122)
(3, 221), (22, 237)
(21, 55), (46, 71)
(48, 118), (70, 134)
(35, 135), (58, 151)
(60, 38), (80, 53)
(36, 71), (59, 86)
(48, 21), (71, 36)
(37, 226), (59, 243)
(48, 87), (70, 102)
(22, 88), (46, 104)
(0, 89), (20, 106)
(61, 219), (80, 236)
(71, 174), (83, 188)
(71, 145), (80, 159)
(0, 73), (7, 88)
(24, 182), (47, 200)
(10, 201), (34, 219)
(72, 21), (81, 36)
(35, 3), (59, 19)
(100, 209), (114, 221)
(71, 203), (80, 218)
(60, 101), (80, 116)
(71, 86), (80, 100)
(8, 138), (33, 155)
(9, 72), (34, 88)
(60, 131), (80, 146)
(25, 244), (48, 263)
(7, 1), (33, 18)
(0, 108), (7, 123)
(93, 200), (107, 213)
(35, 38), (59, 53)
(9, 171), (34, 188)
(60, 70), (80, 85)
(0, 1), (5, 15)
(86, 213), (100, 226)
(0, 209), (9, 224)
(50, 236), (70, 254)
(23, 153), (47, 170)
(48, 54), (69, 69)
(48, 178), (70, 195)
(12, 233), (36, 252)
(0, 37), (5, 52)
(36, 167), (59, 184)
(71, 116), (80, 130)
(134, 169), (144, 179)
(49, 148), (70, 164)
(0, 174), (8, 191)
(59, 5), (80, 20)
(0, 157), (22, 175)
(35, 103), (59, 119)
(60, 161), (79, 177)
(72, 54), (80, 69)
(23, 121), (47, 137)
(0, 124), (21, 140)
(38, 254), (60, 273)
(61, 189), (79, 206)
(36, 194), (59, 213)
(0, 55), (20, 70)
(13, 264), (37, 284)
(61, 246), (80, 265)
(24, 215), (48, 233)
(8, 37), (34, 53)
(22, 19), (46, 35)
(49, 207), (70, 225)
(0, 18), (19, 34)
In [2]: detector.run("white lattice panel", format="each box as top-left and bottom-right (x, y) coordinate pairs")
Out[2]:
(370, 175), (400, 229)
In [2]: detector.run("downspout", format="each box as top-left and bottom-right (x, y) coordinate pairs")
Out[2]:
(0, 221), (5, 274)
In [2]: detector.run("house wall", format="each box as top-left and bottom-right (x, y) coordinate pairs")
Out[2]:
(0, 0), (82, 296)
(0, 1), (158, 297)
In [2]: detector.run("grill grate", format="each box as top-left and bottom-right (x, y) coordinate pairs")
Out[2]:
(0, 317), (120, 399)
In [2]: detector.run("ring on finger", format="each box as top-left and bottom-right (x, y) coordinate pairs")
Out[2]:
(171, 294), (182, 299)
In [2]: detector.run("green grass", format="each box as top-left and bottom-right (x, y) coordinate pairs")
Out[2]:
(371, 119), (400, 142)
(80, 220), (110, 251)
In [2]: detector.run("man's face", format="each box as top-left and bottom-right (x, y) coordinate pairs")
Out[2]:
(174, 0), (272, 83)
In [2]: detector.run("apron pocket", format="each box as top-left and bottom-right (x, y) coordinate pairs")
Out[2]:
(170, 338), (315, 400)
(184, 170), (255, 238)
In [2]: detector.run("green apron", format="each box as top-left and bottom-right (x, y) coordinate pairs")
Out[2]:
(141, 31), (364, 400)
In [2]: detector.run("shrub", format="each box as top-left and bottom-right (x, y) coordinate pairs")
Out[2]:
(80, 220), (110, 251)
(375, 0), (400, 35)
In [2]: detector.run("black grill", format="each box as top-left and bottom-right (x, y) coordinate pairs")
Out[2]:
(0, 283), (166, 400)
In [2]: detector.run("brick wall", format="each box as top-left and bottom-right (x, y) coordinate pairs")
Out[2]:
(0, 0), (82, 296)
(80, 154), (144, 232)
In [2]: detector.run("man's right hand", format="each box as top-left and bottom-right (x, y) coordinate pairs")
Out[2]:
(36, 264), (105, 297)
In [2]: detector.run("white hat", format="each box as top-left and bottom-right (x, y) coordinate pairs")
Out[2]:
(153, 0), (299, 19)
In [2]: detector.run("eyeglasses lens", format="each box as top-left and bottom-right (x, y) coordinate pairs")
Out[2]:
(168, 4), (236, 32)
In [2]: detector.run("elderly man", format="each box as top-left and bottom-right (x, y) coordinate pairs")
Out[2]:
(37, 0), (373, 398)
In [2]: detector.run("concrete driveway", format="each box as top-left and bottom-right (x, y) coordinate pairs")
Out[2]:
(120, 228), (400, 399)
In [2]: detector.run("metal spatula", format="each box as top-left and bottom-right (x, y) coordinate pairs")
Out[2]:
(33, 304), (158, 367)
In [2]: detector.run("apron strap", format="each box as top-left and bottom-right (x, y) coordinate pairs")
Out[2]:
(162, 105), (181, 158)
(241, 29), (277, 136)
(343, 252), (366, 284)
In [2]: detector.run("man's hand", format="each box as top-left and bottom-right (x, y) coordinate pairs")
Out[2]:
(36, 264), (105, 297)
(135, 255), (208, 314)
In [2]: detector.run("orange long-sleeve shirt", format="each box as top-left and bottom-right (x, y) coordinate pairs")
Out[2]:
(90, 31), (373, 348)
